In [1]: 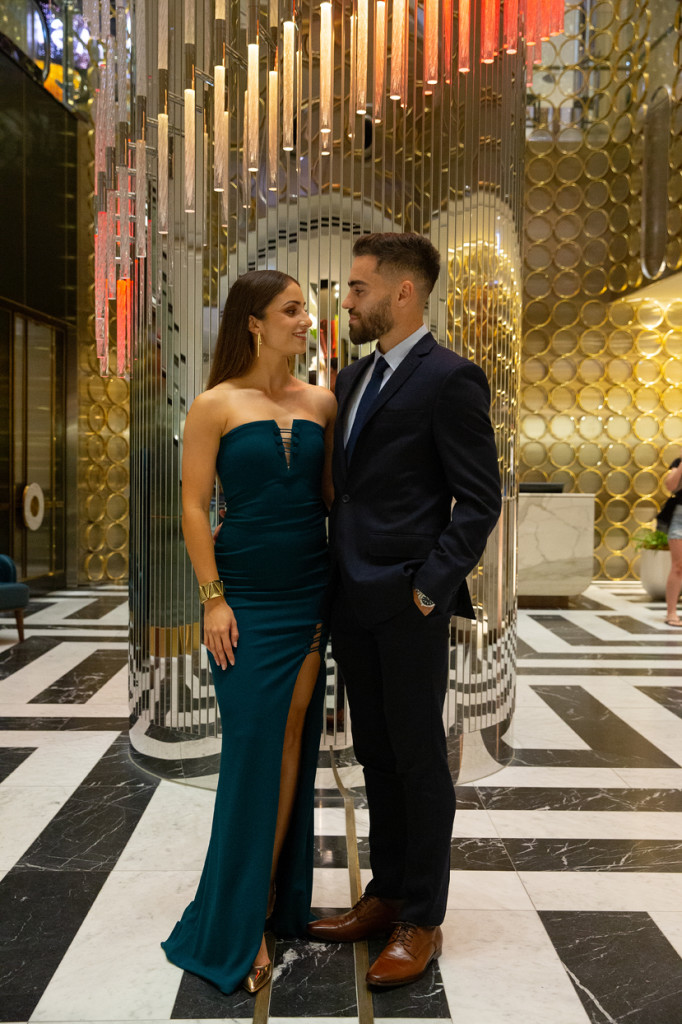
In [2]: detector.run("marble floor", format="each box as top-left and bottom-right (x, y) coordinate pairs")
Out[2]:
(1, 583), (682, 1024)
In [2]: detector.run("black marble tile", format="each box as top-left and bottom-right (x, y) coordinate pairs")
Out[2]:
(476, 786), (682, 813)
(269, 936), (358, 1017)
(0, 868), (108, 1024)
(171, 962), (257, 1017)
(455, 785), (485, 810)
(450, 837), (515, 870)
(0, 637), (61, 679)
(367, 935), (450, 1018)
(567, 594), (611, 611)
(516, 637), (538, 658)
(528, 615), (681, 648)
(17, 735), (158, 871)
(503, 838), (682, 872)
(29, 650), (128, 704)
(79, 733), (157, 789)
(540, 911), (682, 1024)
(0, 747), (35, 783)
(637, 686), (682, 720)
(598, 614), (667, 634)
(529, 685), (679, 768)
(63, 596), (128, 620)
(0, 716), (130, 731)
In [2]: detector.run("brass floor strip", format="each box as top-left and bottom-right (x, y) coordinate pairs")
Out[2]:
(251, 930), (276, 1024)
(330, 747), (375, 1024)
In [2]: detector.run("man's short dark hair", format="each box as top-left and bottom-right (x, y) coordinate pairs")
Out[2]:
(353, 232), (441, 295)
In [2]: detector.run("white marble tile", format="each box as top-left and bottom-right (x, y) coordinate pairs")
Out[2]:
(447, 871), (535, 911)
(438, 911), (589, 1024)
(451, 808), (500, 839)
(0, 702), (128, 717)
(311, 866), (351, 907)
(520, 872), (682, 913)
(511, 680), (550, 707)
(86, 664), (128, 706)
(115, 780), (213, 872)
(0, 786), (74, 868)
(647, 912), (682, 959)
(0, 732), (116, 788)
(613, 767), (682, 788)
(31, 869), (198, 1022)
(488, 809), (682, 840)
(517, 617), (572, 653)
(506, 705), (591, 749)
(0, 642), (102, 703)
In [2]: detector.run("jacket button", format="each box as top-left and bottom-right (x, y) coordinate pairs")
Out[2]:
(341, 494), (350, 503)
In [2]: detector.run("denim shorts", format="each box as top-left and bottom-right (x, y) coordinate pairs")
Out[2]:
(667, 505), (682, 540)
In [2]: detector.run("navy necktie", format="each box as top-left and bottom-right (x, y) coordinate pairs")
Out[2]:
(345, 355), (389, 461)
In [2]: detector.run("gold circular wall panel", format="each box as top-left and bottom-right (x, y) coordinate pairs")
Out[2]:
(522, 442), (547, 467)
(605, 470), (630, 496)
(549, 442), (574, 468)
(606, 358), (632, 384)
(550, 386), (576, 412)
(633, 387), (659, 413)
(635, 330), (661, 357)
(578, 415), (603, 440)
(550, 414), (575, 439)
(84, 553), (105, 581)
(637, 301), (665, 329)
(663, 416), (682, 441)
(604, 527), (629, 552)
(605, 416), (630, 441)
(661, 387), (682, 413)
(550, 357), (577, 383)
(522, 414), (546, 439)
(106, 551), (128, 581)
(107, 493), (128, 521)
(605, 387), (631, 413)
(604, 498), (630, 524)
(578, 442), (602, 468)
(578, 385), (604, 412)
(522, 384), (549, 412)
(632, 470), (659, 497)
(605, 442), (630, 468)
(664, 331), (682, 357)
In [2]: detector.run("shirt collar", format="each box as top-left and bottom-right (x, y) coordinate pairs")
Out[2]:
(374, 324), (429, 372)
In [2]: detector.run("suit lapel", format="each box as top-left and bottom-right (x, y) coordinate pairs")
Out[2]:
(360, 332), (435, 424)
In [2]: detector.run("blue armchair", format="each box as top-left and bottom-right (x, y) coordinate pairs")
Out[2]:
(0, 555), (30, 642)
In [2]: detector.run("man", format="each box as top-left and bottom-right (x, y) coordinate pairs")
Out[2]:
(308, 233), (501, 987)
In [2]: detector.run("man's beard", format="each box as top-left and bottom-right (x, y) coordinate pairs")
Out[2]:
(348, 295), (394, 344)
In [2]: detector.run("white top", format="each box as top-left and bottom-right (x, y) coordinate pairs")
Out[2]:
(343, 325), (429, 444)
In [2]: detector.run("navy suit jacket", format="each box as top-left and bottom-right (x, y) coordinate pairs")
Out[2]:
(329, 332), (502, 625)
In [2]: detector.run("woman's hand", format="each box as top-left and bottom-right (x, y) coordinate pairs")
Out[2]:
(203, 597), (239, 669)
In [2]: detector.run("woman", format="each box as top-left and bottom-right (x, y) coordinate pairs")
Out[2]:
(664, 456), (682, 626)
(162, 270), (336, 994)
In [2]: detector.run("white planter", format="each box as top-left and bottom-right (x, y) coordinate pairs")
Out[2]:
(638, 548), (671, 601)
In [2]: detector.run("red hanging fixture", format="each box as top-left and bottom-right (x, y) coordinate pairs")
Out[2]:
(503, 0), (519, 54)
(458, 0), (471, 72)
(481, 0), (497, 63)
(443, 0), (453, 82)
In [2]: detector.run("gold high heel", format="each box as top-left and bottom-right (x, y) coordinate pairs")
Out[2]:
(242, 959), (272, 994)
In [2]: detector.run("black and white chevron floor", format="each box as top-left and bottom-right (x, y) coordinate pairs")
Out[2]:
(1, 582), (682, 1024)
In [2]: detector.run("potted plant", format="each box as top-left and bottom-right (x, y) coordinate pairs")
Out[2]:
(634, 529), (670, 601)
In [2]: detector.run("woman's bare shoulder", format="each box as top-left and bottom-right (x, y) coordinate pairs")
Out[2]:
(296, 380), (337, 421)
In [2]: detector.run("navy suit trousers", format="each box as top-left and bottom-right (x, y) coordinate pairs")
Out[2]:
(330, 584), (456, 926)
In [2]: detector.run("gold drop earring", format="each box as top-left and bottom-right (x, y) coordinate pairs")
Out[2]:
(257, 332), (262, 357)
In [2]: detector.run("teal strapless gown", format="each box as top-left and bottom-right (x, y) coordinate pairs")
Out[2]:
(162, 419), (329, 994)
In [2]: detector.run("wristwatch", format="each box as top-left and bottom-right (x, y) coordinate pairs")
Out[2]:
(414, 587), (436, 609)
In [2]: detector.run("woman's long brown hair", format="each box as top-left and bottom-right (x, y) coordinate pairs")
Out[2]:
(207, 270), (298, 388)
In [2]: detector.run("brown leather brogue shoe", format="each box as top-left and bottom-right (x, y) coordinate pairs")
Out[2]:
(307, 893), (401, 942)
(366, 922), (443, 987)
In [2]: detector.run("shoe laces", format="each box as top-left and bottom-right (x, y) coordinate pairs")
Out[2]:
(390, 921), (418, 948)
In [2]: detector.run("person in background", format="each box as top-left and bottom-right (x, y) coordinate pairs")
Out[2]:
(663, 456), (682, 627)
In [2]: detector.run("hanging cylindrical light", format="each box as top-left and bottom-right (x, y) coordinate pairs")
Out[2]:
(503, 0), (519, 53)
(348, 12), (357, 133)
(373, 0), (386, 122)
(390, 0), (405, 99)
(118, 165), (130, 278)
(184, 0), (196, 212)
(540, 1), (550, 39)
(158, 112), (169, 233)
(458, 0), (471, 73)
(95, 209), (108, 364)
(247, 42), (259, 172)
(157, 0), (168, 233)
(526, 0), (537, 48)
(268, 67), (279, 188)
(356, 0), (368, 114)
(424, 0), (438, 85)
(320, 2), (333, 132)
(135, 139), (146, 257)
(442, 0), (453, 84)
(549, 0), (564, 35)
(282, 20), (295, 151)
(481, 0), (497, 63)
(214, 63), (226, 191)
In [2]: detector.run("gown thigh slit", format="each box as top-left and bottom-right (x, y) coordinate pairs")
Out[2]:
(162, 419), (329, 994)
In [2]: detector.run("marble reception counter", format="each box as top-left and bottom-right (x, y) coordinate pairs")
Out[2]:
(518, 493), (595, 597)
